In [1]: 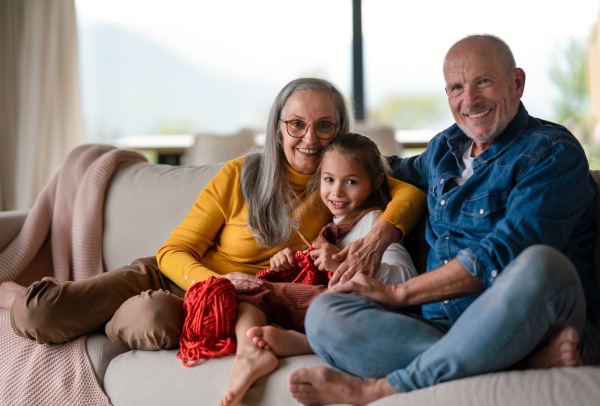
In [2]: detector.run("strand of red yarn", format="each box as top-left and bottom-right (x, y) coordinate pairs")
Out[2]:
(256, 247), (332, 285)
(177, 276), (238, 367)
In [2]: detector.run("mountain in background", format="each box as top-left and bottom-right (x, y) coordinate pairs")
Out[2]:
(78, 22), (278, 142)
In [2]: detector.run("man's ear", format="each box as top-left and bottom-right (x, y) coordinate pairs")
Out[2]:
(514, 68), (526, 99)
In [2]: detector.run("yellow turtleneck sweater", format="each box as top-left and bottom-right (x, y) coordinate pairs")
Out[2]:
(157, 156), (425, 291)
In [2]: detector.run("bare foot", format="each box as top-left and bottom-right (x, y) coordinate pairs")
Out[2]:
(289, 367), (395, 406)
(219, 346), (278, 406)
(247, 325), (313, 357)
(0, 282), (26, 310)
(518, 326), (582, 369)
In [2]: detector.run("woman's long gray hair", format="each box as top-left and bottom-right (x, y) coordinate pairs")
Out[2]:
(241, 78), (353, 248)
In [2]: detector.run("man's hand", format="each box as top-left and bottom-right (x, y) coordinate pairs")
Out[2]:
(269, 248), (298, 272)
(310, 240), (341, 273)
(219, 272), (263, 292)
(329, 272), (402, 308)
(330, 220), (401, 287)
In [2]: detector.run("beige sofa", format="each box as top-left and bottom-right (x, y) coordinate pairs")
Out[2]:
(0, 157), (599, 405)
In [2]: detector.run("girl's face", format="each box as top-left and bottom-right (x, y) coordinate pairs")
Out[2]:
(320, 150), (378, 219)
(280, 90), (339, 175)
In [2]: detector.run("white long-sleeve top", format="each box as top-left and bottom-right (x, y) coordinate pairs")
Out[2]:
(333, 210), (418, 285)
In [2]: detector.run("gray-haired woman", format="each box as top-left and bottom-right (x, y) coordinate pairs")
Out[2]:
(2, 78), (424, 354)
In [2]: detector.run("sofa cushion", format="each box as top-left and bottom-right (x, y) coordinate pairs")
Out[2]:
(370, 366), (600, 406)
(102, 162), (223, 272)
(103, 350), (344, 406)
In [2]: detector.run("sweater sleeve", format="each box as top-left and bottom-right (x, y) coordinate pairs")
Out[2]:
(156, 160), (240, 290)
(378, 177), (426, 241)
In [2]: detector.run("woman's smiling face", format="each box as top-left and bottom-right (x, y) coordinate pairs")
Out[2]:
(280, 90), (339, 175)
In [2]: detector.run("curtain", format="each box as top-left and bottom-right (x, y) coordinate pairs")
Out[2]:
(0, 0), (22, 211)
(0, 0), (83, 210)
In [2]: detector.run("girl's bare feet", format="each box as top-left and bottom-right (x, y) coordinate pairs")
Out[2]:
(247, 325), (313, 356)
(518, 326), (582, 369)
(219, 302), (279, 406)
(289, 367), (395, 406)
(219, 344), (278, 406)
(0, 282), (25, 310)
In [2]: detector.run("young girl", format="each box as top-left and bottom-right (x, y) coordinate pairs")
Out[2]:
(219, 133), (421, 406)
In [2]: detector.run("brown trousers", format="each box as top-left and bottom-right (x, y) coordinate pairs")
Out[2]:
(10, 257), (326, 350)
(10, 257), (186, 350)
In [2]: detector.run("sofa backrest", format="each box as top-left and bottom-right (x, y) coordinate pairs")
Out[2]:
(102, 161), (223, 272)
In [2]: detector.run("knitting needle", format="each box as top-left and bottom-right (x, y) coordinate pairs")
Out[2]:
(297, 230), (311, 250)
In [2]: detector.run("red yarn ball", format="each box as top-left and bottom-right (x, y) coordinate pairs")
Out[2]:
(177, 276), (238, 367)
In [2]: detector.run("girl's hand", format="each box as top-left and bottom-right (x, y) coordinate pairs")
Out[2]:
(310, 240), (341, 273)
(269, 248), (298, 272)
(219, 272), (263, 292)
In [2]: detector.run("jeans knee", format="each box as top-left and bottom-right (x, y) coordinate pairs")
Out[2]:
(305, 293), (344, 339)
(516, 245), (579, 288)
(106, 289), (184, 350)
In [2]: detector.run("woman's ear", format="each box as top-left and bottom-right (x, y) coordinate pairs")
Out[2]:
(375, 173), (385, 189)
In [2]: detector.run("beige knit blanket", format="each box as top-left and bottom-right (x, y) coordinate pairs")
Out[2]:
(0, 144), (147, 405)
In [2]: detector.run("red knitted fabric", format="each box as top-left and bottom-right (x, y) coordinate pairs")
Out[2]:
(177, 276), (238, 367)
(256, 247), (332, 285)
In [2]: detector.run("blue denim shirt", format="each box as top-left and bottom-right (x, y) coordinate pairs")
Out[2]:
(389, 104), (599, 323)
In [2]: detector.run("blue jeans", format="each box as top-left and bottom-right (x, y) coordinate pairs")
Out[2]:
(305, 245), (600, 393)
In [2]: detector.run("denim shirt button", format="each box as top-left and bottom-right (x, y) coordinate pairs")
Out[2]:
(491, 270), (498, 278)
(440, 200), (446, 206)
(479, 209), (484, 215)
(443, 300), (450, 304)
(444, 260), (449, 264)
(440, 179), (445, 184)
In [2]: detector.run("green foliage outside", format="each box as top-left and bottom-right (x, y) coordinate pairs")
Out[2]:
(548, 36), (600, 169)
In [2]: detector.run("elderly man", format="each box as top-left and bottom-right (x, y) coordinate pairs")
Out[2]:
(289, 34), (600, 405)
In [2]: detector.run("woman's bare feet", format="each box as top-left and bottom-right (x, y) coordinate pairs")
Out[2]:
(517, 326), (582, 369)
(247, 325), (313, 356)
(0, 282), (25, 310)
(289, 367), (395, 406)
(219, 345), (278, 406)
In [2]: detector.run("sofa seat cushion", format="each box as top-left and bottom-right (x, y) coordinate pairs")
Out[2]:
(103, 350), (349, 406)
(370, 366), (600, 406)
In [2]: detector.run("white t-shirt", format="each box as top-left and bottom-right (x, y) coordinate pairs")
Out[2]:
(332, 210), (418, 285)
(454, 141), (475, 187)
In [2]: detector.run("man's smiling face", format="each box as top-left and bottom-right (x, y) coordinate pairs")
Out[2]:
(444, 38), (524, 147)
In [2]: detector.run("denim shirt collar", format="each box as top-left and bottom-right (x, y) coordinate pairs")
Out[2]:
(446, 102), (529, 165)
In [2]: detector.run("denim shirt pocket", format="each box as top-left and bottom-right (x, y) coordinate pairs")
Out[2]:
(459, 192), (508, 231)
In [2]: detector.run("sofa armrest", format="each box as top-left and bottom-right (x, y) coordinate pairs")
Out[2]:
(0, 209), (29, 252)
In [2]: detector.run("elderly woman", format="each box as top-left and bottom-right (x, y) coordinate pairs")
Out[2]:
(0, 78), (424, 354)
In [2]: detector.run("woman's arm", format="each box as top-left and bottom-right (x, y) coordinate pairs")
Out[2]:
(157, 159), (262, 291)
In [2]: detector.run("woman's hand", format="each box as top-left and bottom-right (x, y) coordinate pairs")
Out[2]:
(269, 248), (298, 272)
(219, 272), (263, 292)
(310, 240), (341, 273)
(330, 221), (401, 287)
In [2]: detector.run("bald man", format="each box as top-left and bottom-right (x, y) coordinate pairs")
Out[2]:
(286, 34), (600, 405)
